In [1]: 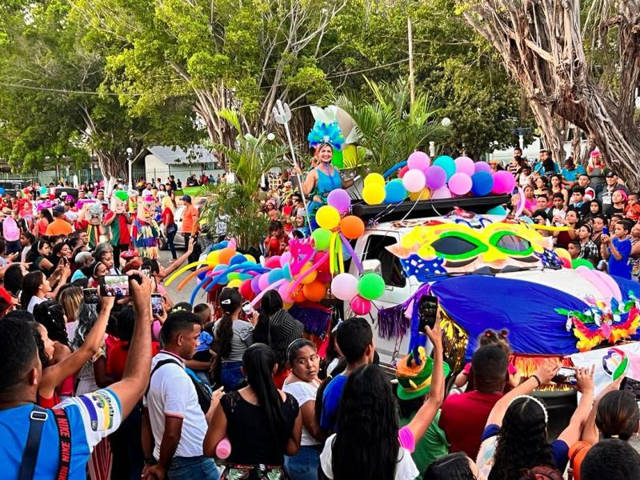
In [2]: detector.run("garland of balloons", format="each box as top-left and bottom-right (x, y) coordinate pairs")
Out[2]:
(362, 151), (516, 205)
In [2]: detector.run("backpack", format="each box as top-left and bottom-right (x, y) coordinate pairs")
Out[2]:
(146, 358), (212, 414)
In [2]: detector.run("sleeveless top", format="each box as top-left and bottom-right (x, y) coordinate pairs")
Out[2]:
(316, 166), (342, 196)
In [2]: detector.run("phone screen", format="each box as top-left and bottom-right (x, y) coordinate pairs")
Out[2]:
(151, 294), (164, 316)
(242, 301), (253, 315)
(418, 295), (439, 332)
(100, 275), (129, 298)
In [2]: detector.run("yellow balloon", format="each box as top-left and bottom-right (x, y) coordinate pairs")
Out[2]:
(409, 188), (431, 202)
(283, 302), (293, 310)
(299, 262), (318, 285)
(207, 250), (221, 265)
(244, 254), (256, 264)
(362, 184), (386, 205)
(227, 279), (242, 288)
(364, 173), (385, 187)
(316, 205), (340, 230)
(555, 248), (571, 261)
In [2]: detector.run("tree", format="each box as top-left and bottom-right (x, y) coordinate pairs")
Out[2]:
(458, 0), (640, 186)
(0, 0), (198, 186)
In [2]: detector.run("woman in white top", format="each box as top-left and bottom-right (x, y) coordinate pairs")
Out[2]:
(319, 320), (445, 480)
(283, 339), (324, 479)
(21, 270), (51, 313)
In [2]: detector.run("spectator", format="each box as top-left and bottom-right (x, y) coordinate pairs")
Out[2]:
(577, 224), (600, 266)
(0, 275), (153, 478)
(33, 208), (53, 237)
(213, 287), (255, 391)
(142, 310), (220, 480)
(319, 317), (375, 433)
(562, 157), (585, 187)
(19, 230), (35, 263)
(577, 173), (591, 190)
(45, 205), (73, 236)
(610, 189), (627, 217)
(568, 240), (581, 260)
(550, 193), (566, 226)
(554, 209), (579, 249)
(203, 343), (302, 478)
(423, 452), (479, 480)
(601, 219), (632, 279)
(598, 170), (627, 216)
(580, 439), (640, 480)
(439, 345), (508, 459)
(518, 165), (533, 189)
(3, 208), (21, 255)
(283, 339), (324, 479)
(590, 215), (606, 248)
(586, 150), (606, 193)
(180, 195), (199, 264)
(549, 174), (567, 204)
(162, 195), (178, 260)
(625, 192), (640, 221)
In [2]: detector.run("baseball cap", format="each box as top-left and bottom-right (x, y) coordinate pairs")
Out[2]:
(182, 195), (192, 202)
(605, 169), (616, 178)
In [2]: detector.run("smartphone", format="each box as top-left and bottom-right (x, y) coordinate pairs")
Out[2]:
(603, 226), (609, 236)
(552, 367), (577, 385)
(242, 301), (253, 315)
(417, 295), (439, 332)
(141, 268), (151, 278)
(83, 288), (99, 305)
(100, 275), (129, 298)
(151, 293), (164, 316)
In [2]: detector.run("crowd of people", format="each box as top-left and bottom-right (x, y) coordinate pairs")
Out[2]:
(0, 150), (639, 480)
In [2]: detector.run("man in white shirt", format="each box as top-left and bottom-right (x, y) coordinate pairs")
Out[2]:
(142, 311), (220, 480)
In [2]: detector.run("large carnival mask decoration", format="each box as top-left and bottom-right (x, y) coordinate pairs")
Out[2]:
(88, 202), (103, 225)
(137, 195), (155, 223)
(388, 216), (560, 281)
(111, 190), (128, 214)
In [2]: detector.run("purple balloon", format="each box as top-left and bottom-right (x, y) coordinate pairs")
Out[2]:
(407, 151), (431, 171)
(426, 165), (447, 190)
(474, 161), (492, 174)
(327, 189), (351, 214)
(431, 186), (452, 199)
(251, 275), (261, 293)
(454, 156), (475, 176)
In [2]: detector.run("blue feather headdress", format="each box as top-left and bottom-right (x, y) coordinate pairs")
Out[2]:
(307, 121), (344, 150)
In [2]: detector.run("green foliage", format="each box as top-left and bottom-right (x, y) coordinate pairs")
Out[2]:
(336, 78), (446, 173)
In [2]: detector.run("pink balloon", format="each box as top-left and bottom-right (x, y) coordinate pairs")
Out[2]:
(316, 270), (332, 284)
(327, 189), (351, 214)
(350, 295), (371, 315)
(398, 166), (409, 178)
(492, 171), (516, 194)
(431, 186), (452, 199)
(448, 173), (472, 196)
(474, 161), (492, 174)
(279, 252), (291, 267)
(278, 282), (294, 303)
(258, 273), (271, 291)
(455, 156), (475, 176)
(425, 165), (447, 190)
(331, 273), (359, 301)
(401, 169), (426, 193)
(407, 151), (431, 171)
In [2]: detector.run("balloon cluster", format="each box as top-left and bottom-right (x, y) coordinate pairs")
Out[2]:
(166, 188), (386, 312)
(362, 151), (516, 205)
(554, 247), (595, 270)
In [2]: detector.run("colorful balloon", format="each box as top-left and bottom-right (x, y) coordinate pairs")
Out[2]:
(357, 273), (385, 300)
(227, 279), (242, 288)
(350, 295), (371, 315)
(425, 165), (447, 190)
(448, 173), (473, 196)
(384, 179), (407, 204)
(299, 263), (318, 285)
(572, 258), (594, 270)
(218, 248), (235, 265)
(402, 169), (427, 193)
(408, 188), (430, 202)
(240, 279), (256, 301)
(474, 161), (492, 174)
(471, 171), (494, 196)
(431, 186), (452, 199)
(264, 256), (281, 269)
(407, 151), (431, 171)
(492, 170), (516, 194)
(454, 156), (475, 176)
(327, 189), (351, 214)
(364, 173), (385, 187)
(362, 184), (386, 205)
(312, 228), (332, 250)
(340, 215), (365, 240)
(316, 205), (340, 230)
(433, 155), (456, 180)
(303, 280), (327, 302)
(331, 273), (359, 301)
(398, 166), (409, 178)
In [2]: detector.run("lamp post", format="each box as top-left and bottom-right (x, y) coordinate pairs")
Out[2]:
(126, 147), (133, 192)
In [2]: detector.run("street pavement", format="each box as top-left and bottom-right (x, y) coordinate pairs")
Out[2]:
(158, 248), (209, 307)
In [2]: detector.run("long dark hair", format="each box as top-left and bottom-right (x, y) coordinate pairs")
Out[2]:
(254, 290), (283, 344)
(26, 239), (50, 265)
(242, 343), (289, 444)
(213, 287), (242, 359)
(424, 452), (476, 479)
(332, 364), (399, 480)
(596, 390), (640, 440)
(20, 271), (45, 309)
(489, 396), (553, 480)
(33, 300), (69, 346)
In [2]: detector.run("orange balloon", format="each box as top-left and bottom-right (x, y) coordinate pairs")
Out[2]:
(299, 262), (318, 285)
(303, 280), (327, 302)
(340, 215), (365, 240)
(218, 248), (235, 265)
(293, 286), (306, 303)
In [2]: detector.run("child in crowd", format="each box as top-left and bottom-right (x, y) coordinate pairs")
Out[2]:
(601, 219), (632, 279)
(625, 193), (640, 221)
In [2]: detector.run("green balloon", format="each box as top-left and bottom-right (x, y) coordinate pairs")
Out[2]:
(358, 273), (385, 300)
(332, 148), (344, 168)
(572, 258), (594, 269)
(312, 228), (332, 251)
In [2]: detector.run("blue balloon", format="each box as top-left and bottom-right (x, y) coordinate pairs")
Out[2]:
(267, 268), (284, 284)
(471, 171), (494, 197)
(229, 254), (246, 265)
(384, 179), (407, 204)
(433, 155), (456, 180)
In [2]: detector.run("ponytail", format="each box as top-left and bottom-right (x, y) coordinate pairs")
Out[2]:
(213, 313), (233, 359)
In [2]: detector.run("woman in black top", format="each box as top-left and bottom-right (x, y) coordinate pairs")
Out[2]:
(204, 343), (302, 479)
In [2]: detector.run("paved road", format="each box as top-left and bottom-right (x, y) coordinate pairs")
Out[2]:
(158, 249), (209, 307)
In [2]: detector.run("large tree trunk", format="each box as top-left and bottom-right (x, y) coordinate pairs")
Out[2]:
(462, 0), (640, 187)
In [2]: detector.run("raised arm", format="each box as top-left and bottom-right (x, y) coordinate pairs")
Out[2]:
(485, 358), (560, 428)
(108, 272), (153, 418)
(38, 296), (115, 399)
(159, 237), (196, 280)
(558, 366), (595, 447)
(405, 316), (445, 442)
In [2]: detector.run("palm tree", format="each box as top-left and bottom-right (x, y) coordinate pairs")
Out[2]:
(336, 78), (447, 174)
